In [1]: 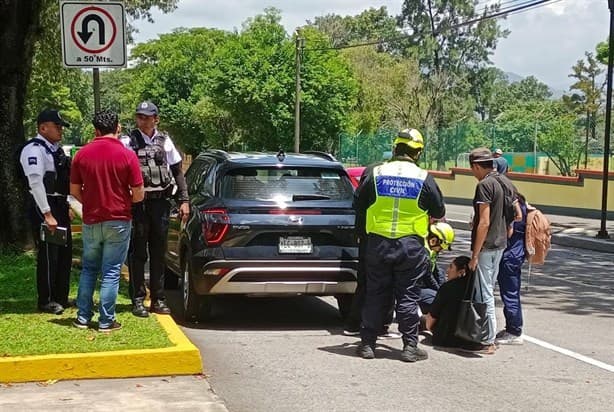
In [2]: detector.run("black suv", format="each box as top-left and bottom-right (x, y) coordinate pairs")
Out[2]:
(165, 150), (358, 321)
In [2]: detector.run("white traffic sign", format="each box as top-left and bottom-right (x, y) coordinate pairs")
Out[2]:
(60, 1), (126, 68)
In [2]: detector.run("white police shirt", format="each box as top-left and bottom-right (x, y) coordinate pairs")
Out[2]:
(20, 134), (58, 177)
(19, 134), (60, 214)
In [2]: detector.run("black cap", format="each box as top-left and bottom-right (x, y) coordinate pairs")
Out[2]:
(37, 109), (70, 127)
(135, 101), (159, 116)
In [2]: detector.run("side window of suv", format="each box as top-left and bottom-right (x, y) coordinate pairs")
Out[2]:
(185, 159), (214, 195)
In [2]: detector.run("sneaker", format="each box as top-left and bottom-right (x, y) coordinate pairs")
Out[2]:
(495, 329), (507, 339)
(356, 344), (375, 359)
(343, 329), (361, 336)
(38, 302), (64, 315)
(132, 300), (150, 318)
(378, 331), (402, 340)
(98, 321), (122, 333)
(150, 299), (171, 315)
(400, 344), (428, 362)
(72, 318), (89, 329)
(495, 332), (524, 345)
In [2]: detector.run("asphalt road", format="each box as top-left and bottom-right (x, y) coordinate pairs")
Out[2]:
(169, 230), (614, 412)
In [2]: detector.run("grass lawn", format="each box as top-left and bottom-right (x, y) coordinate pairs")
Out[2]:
(0, 238), (172, 357)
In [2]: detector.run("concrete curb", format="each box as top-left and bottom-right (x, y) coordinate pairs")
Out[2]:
(0, 314), (203, 384)
(446, 219), (613, 254)
(550, 234), (613, 254)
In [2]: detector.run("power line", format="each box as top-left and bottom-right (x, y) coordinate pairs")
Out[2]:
(305, 0), (563, 52)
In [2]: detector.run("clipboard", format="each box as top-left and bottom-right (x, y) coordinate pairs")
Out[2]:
(40, 224), (68, 247)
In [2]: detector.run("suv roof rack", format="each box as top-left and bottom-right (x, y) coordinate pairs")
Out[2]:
(302, 151), (337, 162)
(205, 149), (231, 159)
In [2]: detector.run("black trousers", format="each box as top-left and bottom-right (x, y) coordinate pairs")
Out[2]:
(346, 238), (394, 331)
(128, 198), (170, 303)
(360, 234), (429, 347)
(28, 197), (72, 307)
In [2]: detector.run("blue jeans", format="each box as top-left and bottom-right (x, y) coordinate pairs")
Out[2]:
(474, 248), (504, 344)
(498, 253), (524, 336)
(77, 220), (131, 328)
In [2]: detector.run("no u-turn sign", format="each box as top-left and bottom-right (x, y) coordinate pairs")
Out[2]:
(60, 1), (126, 68)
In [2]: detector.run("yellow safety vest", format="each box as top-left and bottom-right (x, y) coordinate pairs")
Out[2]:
(366, 161), (429, 239)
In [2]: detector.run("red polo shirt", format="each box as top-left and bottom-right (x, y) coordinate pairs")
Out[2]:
(71, 137), (143, 224)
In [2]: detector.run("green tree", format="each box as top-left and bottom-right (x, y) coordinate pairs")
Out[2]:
(121, 27), (231, 153)
(596, 40), (608, 65)
(508, 76), (552, 102)
(495, 100), (582, 175)
(342, 46), (427, 134)
(308, 7), (401, 51)
(209, 9), (357, 152)
(538, 112), (582, 176)
(566, 52), (604, 168)
(397, 0), (509, 168)
(0, 0), (178, 246)
(469, 66), (508, 121)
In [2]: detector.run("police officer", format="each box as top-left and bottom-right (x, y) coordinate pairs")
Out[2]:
(19, 109), (72, 314)
(354, 128), (446, 362)
(126, 101), (190, 317)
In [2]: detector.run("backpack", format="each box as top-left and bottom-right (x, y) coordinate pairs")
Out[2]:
(525, 206), (551, 265)
(492, 174), (517, 226)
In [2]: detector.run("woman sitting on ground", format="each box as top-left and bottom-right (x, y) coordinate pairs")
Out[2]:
(425, 255), (485, 352)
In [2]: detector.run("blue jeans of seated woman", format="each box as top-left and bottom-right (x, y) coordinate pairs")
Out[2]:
(77, 220), (131, 328)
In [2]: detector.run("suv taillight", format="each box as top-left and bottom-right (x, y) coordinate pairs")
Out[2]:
(201, 208), (230, 246)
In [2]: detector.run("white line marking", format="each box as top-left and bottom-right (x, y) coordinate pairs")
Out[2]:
(524, 335), (614, 373)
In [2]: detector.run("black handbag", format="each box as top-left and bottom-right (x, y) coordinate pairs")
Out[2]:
(454, 270), (489, 345)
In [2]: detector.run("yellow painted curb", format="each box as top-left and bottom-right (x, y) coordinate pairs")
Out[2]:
(0, 315), (202, 383)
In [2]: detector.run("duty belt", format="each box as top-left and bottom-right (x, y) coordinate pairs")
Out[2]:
(145, 191), (168, 200)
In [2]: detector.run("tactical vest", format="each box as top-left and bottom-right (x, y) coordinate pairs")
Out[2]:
(365, 160), (429, 239)
(20, 138), (71, 196)
(129, 129), (173, 191)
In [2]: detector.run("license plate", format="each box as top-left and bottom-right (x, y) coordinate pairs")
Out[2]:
(278, 236), (313, 254)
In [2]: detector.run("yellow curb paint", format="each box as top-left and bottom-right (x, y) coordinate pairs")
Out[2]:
(0, 314), (202, 383)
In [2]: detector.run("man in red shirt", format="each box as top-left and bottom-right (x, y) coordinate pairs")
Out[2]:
(70, 110), (144, 332)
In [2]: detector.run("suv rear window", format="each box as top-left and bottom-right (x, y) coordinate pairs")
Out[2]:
(220, 167), (354, 201)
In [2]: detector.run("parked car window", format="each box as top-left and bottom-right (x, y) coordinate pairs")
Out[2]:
(186, 159), (214, 195)
(220, 167), (353, 201)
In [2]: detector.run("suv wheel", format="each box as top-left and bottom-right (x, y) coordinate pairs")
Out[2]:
(182, 256), (213, 322)
(335, 295), (353, 321)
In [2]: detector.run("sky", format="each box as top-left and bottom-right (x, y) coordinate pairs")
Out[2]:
(132, 0), (608, 91)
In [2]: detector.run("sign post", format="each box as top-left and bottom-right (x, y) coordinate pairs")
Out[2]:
(60, 1), (126, 113)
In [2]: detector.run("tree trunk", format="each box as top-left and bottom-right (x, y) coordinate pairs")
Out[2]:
(0, 1), (43, 247)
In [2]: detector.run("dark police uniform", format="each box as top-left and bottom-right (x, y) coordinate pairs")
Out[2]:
(125, 127), (188, 314)
(19, 135), (72, 313)
(355, 157), (445, 352)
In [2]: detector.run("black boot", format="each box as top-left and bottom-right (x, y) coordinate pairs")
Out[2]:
(400, 344), (428, 362)
(132, 299), (149, 318)
(356, 343), (375, 359)
(151, 299), (171, 315)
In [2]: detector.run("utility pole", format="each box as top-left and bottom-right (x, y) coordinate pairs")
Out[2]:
(598, 0), (613, 239)
(93, 68), (101, 113)
(294, 33), (304, 153)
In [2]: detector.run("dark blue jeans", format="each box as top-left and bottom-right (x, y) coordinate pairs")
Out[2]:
(361, 234), (428, 347)
(498, 253), (524, 336)
(346, 238), (394, 331)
